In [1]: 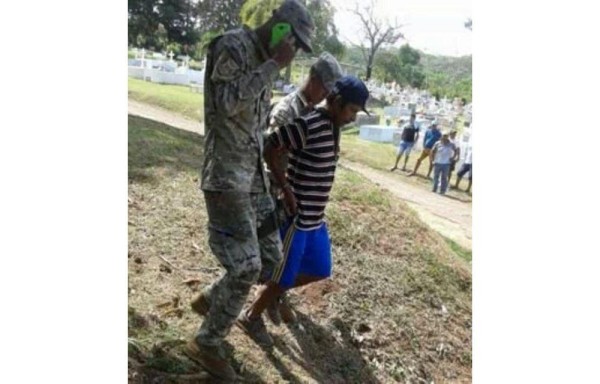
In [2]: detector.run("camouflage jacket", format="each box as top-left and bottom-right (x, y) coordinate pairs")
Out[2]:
(201, 26), (279, 192)
(268, 90), (311, 130)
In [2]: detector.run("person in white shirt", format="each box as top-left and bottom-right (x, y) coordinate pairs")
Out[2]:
(454, 142), (472, 193)
(430, 131), (456, 195)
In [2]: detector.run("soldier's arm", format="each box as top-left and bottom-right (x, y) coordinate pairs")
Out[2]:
(211, 37), (279, 117)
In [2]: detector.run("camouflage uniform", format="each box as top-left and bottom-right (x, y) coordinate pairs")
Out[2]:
(197, 26), (283, 347)
(269, 90), (311, 130)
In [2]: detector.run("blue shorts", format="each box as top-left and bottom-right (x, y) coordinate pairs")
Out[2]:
(269, 219), (332, 289)
(397, 141), (415, 155)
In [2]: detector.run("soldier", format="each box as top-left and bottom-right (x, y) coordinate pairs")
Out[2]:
(264, 52), (343, 325)
(184, 0), (314, 381)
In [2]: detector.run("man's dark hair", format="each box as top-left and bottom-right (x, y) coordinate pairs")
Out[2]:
(326, 92), (349, 108)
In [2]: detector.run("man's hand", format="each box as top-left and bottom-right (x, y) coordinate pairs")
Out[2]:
(271, 34), (297, 69)
(282, 185), (298, 216)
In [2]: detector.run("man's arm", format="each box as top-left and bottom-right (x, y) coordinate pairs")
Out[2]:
(430, 143), (438, 163)
(264, 140), (290, 190)
(264, 119), (309, 215)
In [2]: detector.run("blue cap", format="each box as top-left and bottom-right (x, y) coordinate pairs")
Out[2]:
(331, 75), (370, 115)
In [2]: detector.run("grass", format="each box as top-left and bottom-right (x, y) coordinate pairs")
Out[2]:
(444, 237), (473, 263)
(128, 114), (471, 383)
(128, 78), (204, 122)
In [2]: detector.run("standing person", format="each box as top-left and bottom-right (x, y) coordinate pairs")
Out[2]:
(447, 130), (461, 184)
(430, 131), (456, 195)
(390, 112), (420, 172)
(265, 52), (343, 325)
(454, 142), (472, 193)
(410, 121), (442, 178)
(185, 1), (314, 380)
(236, 76), (370, 346)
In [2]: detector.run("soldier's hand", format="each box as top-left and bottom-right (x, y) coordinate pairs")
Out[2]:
(272, 35), (297, 69)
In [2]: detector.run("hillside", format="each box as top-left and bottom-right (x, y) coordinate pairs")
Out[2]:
(128, 115), (472, 383)
(342, 46), (472, 100)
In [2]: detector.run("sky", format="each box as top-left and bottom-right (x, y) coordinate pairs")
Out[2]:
(329, 0), (472, 57)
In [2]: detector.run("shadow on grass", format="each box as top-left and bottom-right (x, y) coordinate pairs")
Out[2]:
(257, 311), (380, 384)
(129, 338), (267, 384)
(128, 115), (205, 184)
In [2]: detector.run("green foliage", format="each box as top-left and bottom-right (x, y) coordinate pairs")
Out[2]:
(239, 0), (282, 28)
(398, 44), (420, 66)
(306, 0), (345, 57)
(444, 237), (472, 263)
(420, 54), (472, 101)
(373, 44), (425, 88)
(196, 0), (245, 34)
(129, 0), (245, 59)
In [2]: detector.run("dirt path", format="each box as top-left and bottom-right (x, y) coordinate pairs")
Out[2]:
(339, 160), (472, 249)
(128, 99), (471, 249)
(128, 99), (204, 136)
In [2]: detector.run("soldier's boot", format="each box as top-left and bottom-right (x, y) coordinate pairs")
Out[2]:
(184, 339), (236, 381)
(236, 310), (274, 347)
(266, 300), (282, 325)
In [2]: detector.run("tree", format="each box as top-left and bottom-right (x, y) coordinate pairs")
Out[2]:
(129, 0), (201, 54)
(373, 45), (425, 88)
(239, 0), (282, 28)
(305, 0), (345, 57)
(128, 0), (160, 48)
(373, 50), (401, 83)
(156, 0), (200, 51)
(350, 0), (404, 80)
(196, 0), (246, 35)
(397, 44), (424, 88)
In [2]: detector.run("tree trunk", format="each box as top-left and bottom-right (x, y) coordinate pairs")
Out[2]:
(366, 53), (375, 80)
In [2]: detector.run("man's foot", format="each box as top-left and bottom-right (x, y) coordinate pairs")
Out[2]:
(236, 311), (274, 347)
(184, 339), (236, 381)
(266, 300), (282, 325)
(401, 167), (407, 172)
(408, 172), (416, 177)
(390, 166), (397, 172)
(278, 294), (297, 324)
(191, 292), (210, 317)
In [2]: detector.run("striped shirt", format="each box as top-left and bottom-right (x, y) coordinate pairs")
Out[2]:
(269, 108), (339, 230)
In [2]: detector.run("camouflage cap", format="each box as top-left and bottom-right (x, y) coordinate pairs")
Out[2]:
(273, 0), (315, 53)
(311, 52), (344, 92)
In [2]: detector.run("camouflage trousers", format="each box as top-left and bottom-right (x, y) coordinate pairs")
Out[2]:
(196, 191), (283, 347)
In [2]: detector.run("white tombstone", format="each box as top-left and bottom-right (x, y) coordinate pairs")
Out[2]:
(140, 48), (146, 68)
(168, 51), (174, 62)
